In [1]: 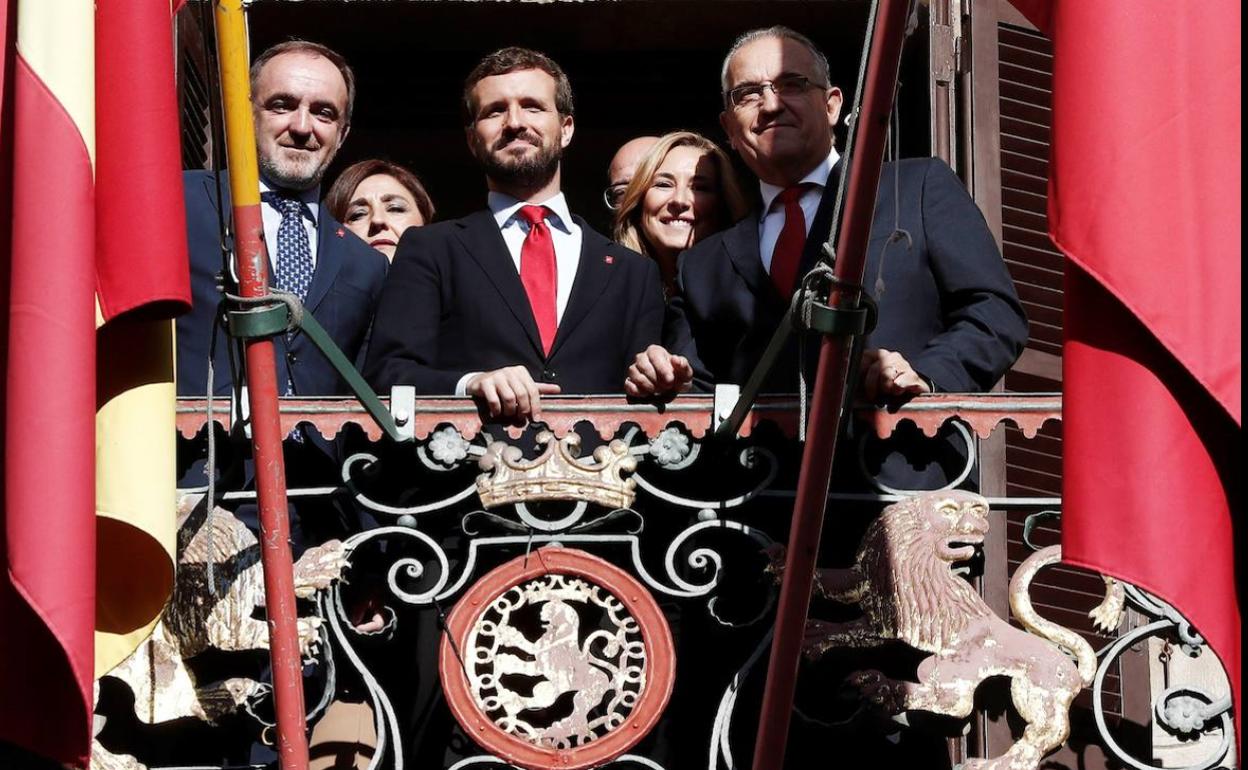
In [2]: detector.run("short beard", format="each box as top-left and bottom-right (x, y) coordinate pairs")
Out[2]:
(476, 136), (562, 192)
(258, 153), (327, 192)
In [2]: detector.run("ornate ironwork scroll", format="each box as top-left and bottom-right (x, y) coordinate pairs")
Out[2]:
(154, 393), (1231, 770)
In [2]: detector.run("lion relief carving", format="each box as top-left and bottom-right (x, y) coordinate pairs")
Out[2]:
(800, 490), (1124, 770)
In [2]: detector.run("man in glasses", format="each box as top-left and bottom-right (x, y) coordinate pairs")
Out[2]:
(627, 25), (1027, 490)
(604, 135), (660, 211)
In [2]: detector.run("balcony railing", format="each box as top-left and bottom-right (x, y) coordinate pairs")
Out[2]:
(90, 392), (1235, 770)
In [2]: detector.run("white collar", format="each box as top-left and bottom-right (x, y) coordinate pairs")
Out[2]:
(259, 176), (320, 224)
(489, 190), (575, 234)
(758, 148), (841, 214)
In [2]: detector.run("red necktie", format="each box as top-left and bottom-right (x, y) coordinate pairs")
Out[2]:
(769, 185), (810, 297)
(517, 205), (558, 356)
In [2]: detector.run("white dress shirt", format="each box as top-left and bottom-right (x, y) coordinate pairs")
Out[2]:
(455, 191), (584, 395)
(488, 190), (583, 321)
(259, 177), (320, 270)
(757, 148), (840, 275)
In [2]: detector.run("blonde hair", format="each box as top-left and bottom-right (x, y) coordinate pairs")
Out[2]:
(612, 132), (749, 260)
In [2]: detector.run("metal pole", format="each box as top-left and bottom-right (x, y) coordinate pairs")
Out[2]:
(750, 2), (913, 767)
(212, 3), (310, 768)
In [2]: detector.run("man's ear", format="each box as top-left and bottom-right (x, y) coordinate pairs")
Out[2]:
(719, 110), (739, 152)
(337, 123), (351, 152)
(560, 114), (575, 149)
(825, 87), (844, 129)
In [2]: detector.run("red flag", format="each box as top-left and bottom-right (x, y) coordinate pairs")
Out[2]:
(1012, 0), (1241, 746)
(0, 0), (190, 765)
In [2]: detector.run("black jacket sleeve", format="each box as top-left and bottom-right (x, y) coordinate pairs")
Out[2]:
(909, 159), (1029, 392)
(363, 226), (466, 394)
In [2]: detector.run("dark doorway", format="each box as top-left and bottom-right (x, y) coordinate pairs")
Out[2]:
(218, 0), (932, 232)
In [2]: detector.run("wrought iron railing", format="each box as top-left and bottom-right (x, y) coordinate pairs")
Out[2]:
(89, 392), (1235, 770)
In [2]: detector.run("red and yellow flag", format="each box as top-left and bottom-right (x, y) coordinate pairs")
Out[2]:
(0, 0), (191, 765)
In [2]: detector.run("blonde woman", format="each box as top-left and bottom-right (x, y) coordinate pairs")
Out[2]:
(613, 131), (748, 294)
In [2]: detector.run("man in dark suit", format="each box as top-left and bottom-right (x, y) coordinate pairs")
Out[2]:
(628, 26), (1027, 490)
(361, 47), (665, 767)
(626, 28), (1028, 766)
(171, 41), (389, 769)
(177, 40), (386, 557)
(365, 47), (664, 419)
(178, 40), (386, 399)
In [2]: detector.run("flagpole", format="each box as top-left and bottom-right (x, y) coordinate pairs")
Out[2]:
(749, 1), (912, 767)
(212, 3), (310, 768)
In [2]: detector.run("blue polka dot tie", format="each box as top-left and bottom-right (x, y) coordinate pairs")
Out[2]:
(266, 192), (314, 303)
(264, 191), (313, 401)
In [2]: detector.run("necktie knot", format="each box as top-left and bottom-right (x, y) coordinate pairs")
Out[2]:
(776, 184), (810, 207)
(263, 191), (310, 220)
(518, 205), (550, 228)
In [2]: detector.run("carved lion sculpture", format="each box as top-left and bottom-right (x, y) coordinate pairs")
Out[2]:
(102, 496), (347, 726)
(802, 490), (1124, 770)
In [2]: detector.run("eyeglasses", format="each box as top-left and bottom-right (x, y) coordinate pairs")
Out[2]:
(603, 182), (629, 211)
(725, 74), (828, 109)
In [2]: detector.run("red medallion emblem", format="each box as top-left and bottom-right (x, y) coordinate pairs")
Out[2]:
(439, 547), (676, 770)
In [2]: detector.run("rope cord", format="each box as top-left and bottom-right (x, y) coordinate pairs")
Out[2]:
(205, 317), (218, 598)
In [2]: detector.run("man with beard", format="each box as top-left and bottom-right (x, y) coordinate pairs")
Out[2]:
(169, 41), (389, 769)
(178, 40), (387, 400)
(365, 47), (664, 421)
(176, 41), (388, 549)
(362, 48), (665, 766)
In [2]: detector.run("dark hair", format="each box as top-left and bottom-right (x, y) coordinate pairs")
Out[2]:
(251, 40), (356, 128)
(324, 159), (436, 225)
(462, 47), (574, 125)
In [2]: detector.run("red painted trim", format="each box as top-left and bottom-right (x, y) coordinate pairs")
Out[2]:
(176, 393), (1062, 444)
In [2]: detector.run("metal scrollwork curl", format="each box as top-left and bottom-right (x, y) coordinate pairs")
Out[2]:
(633, 446), (778, 510)
(661, 519), (777, 627)
(1090, 590), (1235, 770)
(342, 451), (480, 518)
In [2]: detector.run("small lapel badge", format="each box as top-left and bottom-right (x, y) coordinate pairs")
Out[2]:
(604, 255), (615, 265)
(336, 227), (345, 238)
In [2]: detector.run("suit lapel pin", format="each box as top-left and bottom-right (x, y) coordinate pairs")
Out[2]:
(336, 227), (345, 238)
(604, 255), (615, 265)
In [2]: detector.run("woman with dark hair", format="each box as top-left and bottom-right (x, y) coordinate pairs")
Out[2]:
(325, 159), (436, 260)
(613, 131), (749, 294)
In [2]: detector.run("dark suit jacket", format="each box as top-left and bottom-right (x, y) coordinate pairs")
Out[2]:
(666, 157), (1028, 491)
(666, 156), (1027, 394)
(176, 170), (388, 397)
(364, 209), (665, 395)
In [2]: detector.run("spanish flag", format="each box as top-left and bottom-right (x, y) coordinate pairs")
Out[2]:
(0, 0), (191, 765)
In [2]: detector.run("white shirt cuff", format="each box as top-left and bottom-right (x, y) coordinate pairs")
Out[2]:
(455, 372), (481, 397)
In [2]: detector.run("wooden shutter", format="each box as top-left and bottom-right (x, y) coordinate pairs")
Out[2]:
(997, 20), (1128, 721)
(175, 7), (213, 171)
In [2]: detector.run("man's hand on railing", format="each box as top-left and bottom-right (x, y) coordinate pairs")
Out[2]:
(466, 366), (561, 422)
(859, 348), (932, 402)
(625, 345), (694, 397)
